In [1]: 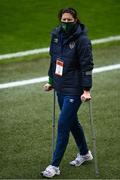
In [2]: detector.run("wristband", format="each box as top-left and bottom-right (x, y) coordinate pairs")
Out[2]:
(48, 77), (53, 85)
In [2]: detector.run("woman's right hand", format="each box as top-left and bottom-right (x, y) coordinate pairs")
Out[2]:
(43, 83), (53, 91)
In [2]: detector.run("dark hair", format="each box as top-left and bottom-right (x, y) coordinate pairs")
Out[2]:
(58, 7), (80, 24)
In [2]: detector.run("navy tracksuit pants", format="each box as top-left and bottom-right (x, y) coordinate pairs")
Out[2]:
(51, 93), (88, 167)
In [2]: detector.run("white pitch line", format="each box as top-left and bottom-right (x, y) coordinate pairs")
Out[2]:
(91, 35), (120, 45)
(0, 35), (120, 60)
(93, 64), (120, 73)
(0, 48), (49, 60)
(0, 64), (120, 90)
(0, 76), (48, 89)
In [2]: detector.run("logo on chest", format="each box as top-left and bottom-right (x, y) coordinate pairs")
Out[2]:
(69, 41), (75, 49)
(53, 38), (58, 43)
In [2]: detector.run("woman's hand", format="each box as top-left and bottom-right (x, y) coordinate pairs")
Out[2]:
(43, 83), (53, 91)
(81, 90), (91, 102)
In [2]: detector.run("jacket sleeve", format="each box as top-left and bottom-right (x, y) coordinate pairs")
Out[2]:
(77, 36), (94, 90)
(48, 61), (53, 78)
(48, 37), (53, 84)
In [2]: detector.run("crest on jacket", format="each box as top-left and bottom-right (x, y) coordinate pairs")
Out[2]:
(54, 38), (58, 43)
(69, 41), (75, 49)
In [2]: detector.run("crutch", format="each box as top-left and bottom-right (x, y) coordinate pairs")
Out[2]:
(88, 99), (99, 176)
(52, 89), (56, 159)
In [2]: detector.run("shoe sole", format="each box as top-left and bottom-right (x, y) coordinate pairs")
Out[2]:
(41, 171), (60, 178)
(70, 158), (93, 167)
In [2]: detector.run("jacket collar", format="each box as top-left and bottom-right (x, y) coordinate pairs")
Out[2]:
(52, 24), (87, 36)
(51, 24), (87, 44)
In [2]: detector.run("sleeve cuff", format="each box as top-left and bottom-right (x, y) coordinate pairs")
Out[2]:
(83, 87), (91, 91)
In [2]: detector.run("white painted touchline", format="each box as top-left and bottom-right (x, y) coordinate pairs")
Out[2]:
(0, 64), (120, 90)
(91, 35), (120, 45)
(0, 35), (120, 60)
(93, 64), (120, 73)
(0, 48), (49, 60)
(0, 76), (48, 89)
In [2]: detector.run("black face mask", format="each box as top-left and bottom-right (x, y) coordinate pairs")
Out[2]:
(61, 22), (76, 34)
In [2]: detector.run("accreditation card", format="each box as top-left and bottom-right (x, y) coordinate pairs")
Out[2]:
(55, 59), (64, 76)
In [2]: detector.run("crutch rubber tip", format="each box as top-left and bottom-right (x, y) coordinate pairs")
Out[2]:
(95, 170), (100, 177)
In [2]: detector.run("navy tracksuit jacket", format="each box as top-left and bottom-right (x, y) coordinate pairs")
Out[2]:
(48, 23), (94, 95)
(48, 24), (94, 167)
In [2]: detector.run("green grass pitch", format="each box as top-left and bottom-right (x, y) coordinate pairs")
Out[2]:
(0, 43), (120, 179)
(0, 0), (120, 178)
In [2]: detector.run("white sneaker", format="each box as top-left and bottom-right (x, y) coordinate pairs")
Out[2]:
(70, 150), (93, 166)
(41, 165), (60, 178)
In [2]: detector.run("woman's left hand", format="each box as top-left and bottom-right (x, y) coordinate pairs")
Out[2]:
(81, 90), (91, 102)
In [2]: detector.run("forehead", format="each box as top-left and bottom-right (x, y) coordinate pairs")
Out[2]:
(61, 13), (74, 19)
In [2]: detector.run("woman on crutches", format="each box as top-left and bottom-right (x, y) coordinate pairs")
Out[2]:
(42, 7), (94, 178)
